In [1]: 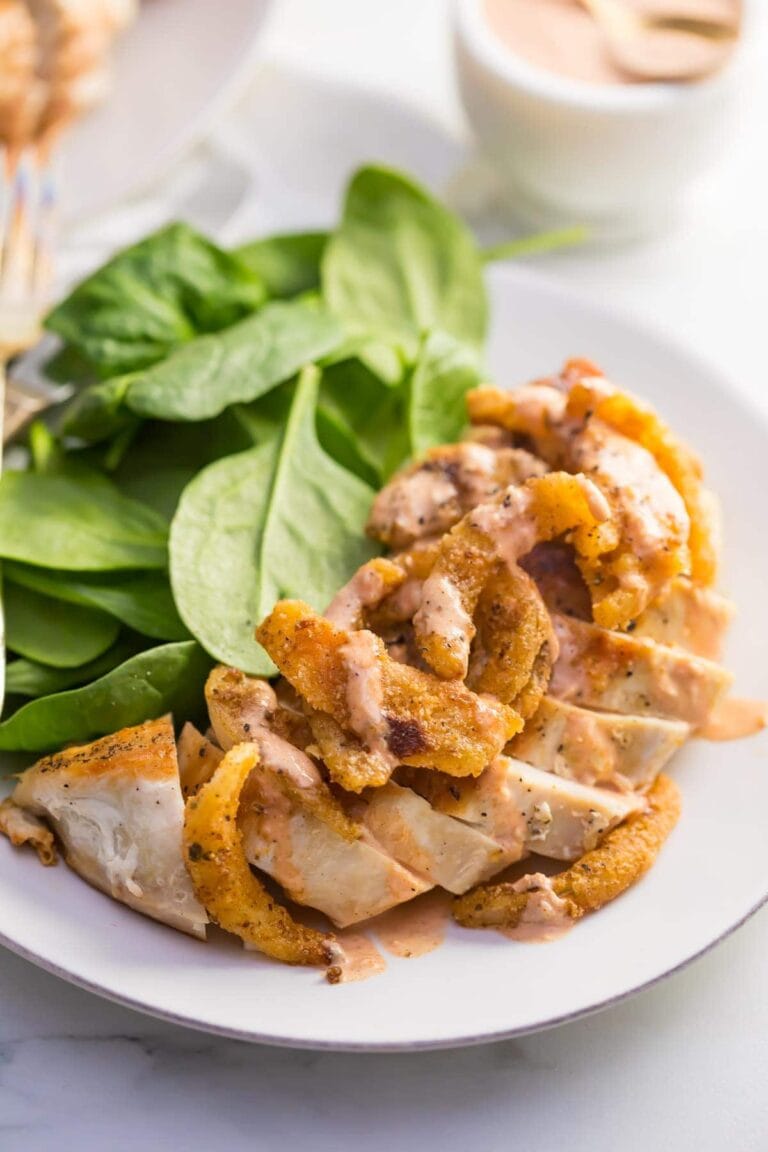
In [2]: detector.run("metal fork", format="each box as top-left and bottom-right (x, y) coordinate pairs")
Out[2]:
(0, 142), (60, 711)
(0, 143), (60, 445)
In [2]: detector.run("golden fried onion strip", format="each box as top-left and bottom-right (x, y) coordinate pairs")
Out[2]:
(256, 601), (520, 782)
(453, 773), (681, 929)
(413, 472), (609, 680)
(183, 743), (334, 966)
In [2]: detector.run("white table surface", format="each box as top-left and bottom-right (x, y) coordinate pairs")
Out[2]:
(2, 2), (767, 1148)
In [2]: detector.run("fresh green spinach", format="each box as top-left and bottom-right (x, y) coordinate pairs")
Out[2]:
(4, 637), (142, 699)
(237, 231), (328, 299)
(124, 298), (344, 422)
(408, 330), (482, 456)
(0, 472), (168, 571)
(322, 165), (487, 354)
(4, 563), (189, 641)
(169, 366), (378, 674)
(0, 642), (212, 753)
(4, 582), (120, 667)
(46, 223), (266, 377)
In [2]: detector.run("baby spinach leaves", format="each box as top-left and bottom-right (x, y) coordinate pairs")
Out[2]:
(4, 582), (120, 667)
(322, 165), (487, 354)
(124, 299), (344, 422)
(0, 472), (168, 571)
(0, 642), (212, 752)
(169, 366), (378, 674)
(237, 231), (328, 299)
(4, 563), (189, 641)
(46, 223), (266, 377)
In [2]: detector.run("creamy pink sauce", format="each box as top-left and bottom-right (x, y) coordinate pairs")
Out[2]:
(371, 889), (452, 959)
(329, 930), (387, 983)
(326, 564), (391, 630)
(700, 697), (768, 741)
(484, 0), (739, 87)
(500, 872), (574, 943)
(414, 573), (472, 651)
(340, 630), (396, 767)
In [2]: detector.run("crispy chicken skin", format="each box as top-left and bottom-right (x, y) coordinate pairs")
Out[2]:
(453, 773), (681, 929)
(11, 716), (208, 938)
(184, 742), (335, 966)
(468, 377), (692, 629)
(256, 601), (520, 786)
(412, 471), (609, 680)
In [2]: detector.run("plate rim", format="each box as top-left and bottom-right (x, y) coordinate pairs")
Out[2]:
(1, 262), (766, 1051)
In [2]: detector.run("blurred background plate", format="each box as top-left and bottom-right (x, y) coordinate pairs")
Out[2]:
(58, 0), (274, 222)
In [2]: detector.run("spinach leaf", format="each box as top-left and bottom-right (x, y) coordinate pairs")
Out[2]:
(45, 223), (266, 377)
(118, 299), (344, 423)
(4, 582), (120, 667)
(0, 472), (168, 571)
(237, 231), (328, 299)
(408, 330), (482, 457)
(0, 641), (212, 753)
(5, 637), (142, 698)
(108, 412), (257, 520)
(4, 563), (189, 641)
(317, 358), (409, 485)
(322, 165), (487, 353)
(170, 365), (378, 674)
(61, 375), (137, 443)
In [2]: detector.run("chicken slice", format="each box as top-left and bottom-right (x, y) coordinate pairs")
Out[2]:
(11, 716), (208, 938)
(454, 774), (681, 929)
(508, 696), (688, 791)
(256, 601), (520, 786)
(363, 781), (514, 894)
(239, 764), (431, 929)
(404, 755), (641, 862)
(366, 441), (547, 549)
(467, 381), (691, 629)
(632, 577), (735, 661)
(550, 613), (732, 725)
(412, 471), (609, 680)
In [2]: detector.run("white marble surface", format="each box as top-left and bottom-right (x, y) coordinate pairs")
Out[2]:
(2, 1), (768, 1147)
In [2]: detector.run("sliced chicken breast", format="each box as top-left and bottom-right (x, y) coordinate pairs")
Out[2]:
(11, 716), (208, 938)
(240, 775), (431, 928)
(632, 577), (735, 661)
(550, 613), (732, 725)
(363, 781), (514, 894)
(509, 696), (688, 791)
(406, 755), (641, 861)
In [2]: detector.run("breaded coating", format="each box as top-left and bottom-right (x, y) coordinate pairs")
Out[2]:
(453, 773), (681, 929)
(412, 471), (609, 680)
(0, 797), (57, 865)
(325, 557), (406, 631)
(183, 742), (335, 966)
(307, 710), (394, 792)
(256, 601), (520, 785)
(567, 374), (718, 585)
(467, 562), (557, 719)
(467, 380), (691, 629)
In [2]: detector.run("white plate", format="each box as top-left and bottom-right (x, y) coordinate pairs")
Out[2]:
(58, 0), (273, 221)
(1, 264), (766, 1050)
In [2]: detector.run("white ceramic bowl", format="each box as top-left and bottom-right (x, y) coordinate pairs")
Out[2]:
(453, 0), (754, 235)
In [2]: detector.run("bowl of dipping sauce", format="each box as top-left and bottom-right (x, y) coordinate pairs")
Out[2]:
(453, 0), (748, 236)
